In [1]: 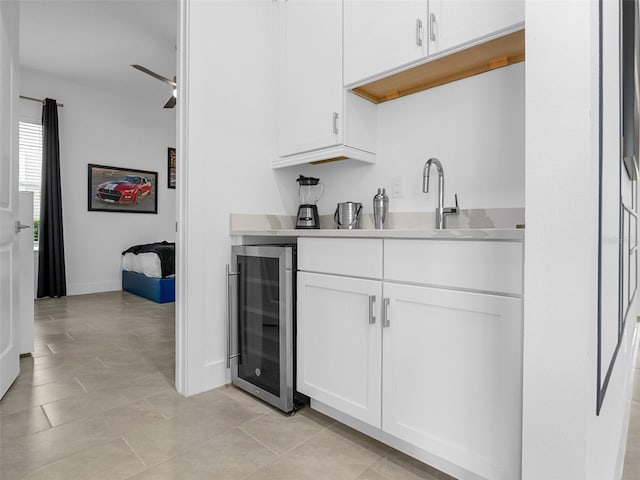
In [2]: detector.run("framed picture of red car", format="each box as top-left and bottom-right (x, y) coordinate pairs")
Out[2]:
(88, 164), (158, 214)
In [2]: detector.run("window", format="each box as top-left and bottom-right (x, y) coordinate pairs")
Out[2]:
(18, 121), (42, 222)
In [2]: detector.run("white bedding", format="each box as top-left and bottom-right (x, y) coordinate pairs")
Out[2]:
(122, 252), (163, 278)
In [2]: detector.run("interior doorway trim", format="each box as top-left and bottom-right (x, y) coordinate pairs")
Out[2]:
(175, 0), (190, 396)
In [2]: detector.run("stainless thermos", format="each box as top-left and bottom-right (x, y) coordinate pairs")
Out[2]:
(373, 188), (389, 229)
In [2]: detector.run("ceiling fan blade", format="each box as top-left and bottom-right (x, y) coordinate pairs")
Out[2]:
(163, 96), (176, 109)
(131, 64), (176, 87)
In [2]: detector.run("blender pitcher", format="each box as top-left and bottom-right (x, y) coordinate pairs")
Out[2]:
(295, 175), (324, 229)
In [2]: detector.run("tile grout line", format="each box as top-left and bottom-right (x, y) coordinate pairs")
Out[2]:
(74, 376), (88, 393)
(65, 331), (75, 341)
(95, 357), (108, 368)
(121, 435), (149, 470)
(40, 404), (54, 429)
(238, 425), (283, 457)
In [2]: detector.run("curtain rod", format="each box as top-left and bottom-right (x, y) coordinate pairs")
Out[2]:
(19, 95), (64, 108)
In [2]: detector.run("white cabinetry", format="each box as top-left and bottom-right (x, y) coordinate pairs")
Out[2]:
(343, 1), (428, 86)
(382, 282), (522, 480)
(275, 0), (376, 168)
(428, 0), (524, 55)
(297, 237), (523, 480)
(343, 0), (524, 87)
(297, 272), (382, 427)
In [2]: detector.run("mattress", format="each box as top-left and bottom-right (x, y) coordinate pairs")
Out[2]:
(122, 252), (164, 278)
(121, 241), (175, 278)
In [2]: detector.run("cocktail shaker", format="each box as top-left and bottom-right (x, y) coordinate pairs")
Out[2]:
(373, 188), (389, 229)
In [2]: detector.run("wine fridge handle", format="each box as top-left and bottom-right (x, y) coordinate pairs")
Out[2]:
(226, 264), (231, 368)
(226, 264), (239, 368)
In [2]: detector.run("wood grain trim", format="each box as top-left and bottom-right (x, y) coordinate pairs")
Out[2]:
(352, 30), (525, 104)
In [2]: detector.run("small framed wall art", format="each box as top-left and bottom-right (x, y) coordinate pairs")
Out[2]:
(168, 147), (176, 189)
(87, 164), (158, 214)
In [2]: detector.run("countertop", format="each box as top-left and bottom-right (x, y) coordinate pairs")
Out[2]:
(230, 213), (525, 241)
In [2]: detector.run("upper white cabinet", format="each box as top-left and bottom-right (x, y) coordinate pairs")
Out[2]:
(343, 1), (429, 86)
(344, 0), (525, 102)
(428, 0), (525, 55)
(275, 0), (376, 168)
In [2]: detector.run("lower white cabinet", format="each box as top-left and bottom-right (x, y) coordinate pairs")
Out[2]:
(297, 271), (382, 428)
(382, 282), (522, 480)
(296, 238), (523, 480)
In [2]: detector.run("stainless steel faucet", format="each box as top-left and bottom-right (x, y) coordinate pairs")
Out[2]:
(422, 157), (459, 229)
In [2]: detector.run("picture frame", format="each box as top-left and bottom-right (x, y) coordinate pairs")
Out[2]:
(87, 164), (158, 214)
(168, 147), (176, 189)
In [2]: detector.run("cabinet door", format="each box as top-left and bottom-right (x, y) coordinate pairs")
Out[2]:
(278, 0), (343, 157)
(344, 1), (428, 86)
(428, 0), (524, 55)
(382, 283), (522, 480)
(297, 272), (382, 427)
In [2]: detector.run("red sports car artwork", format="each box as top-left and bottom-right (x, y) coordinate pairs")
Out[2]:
(96, 175), (152, 204)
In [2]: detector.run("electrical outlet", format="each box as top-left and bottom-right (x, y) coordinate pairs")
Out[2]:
(391, 176), (404, 198)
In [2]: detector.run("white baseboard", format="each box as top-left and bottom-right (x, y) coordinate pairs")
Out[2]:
(181, 358), (230, 397)
(66, 280), (121, 296)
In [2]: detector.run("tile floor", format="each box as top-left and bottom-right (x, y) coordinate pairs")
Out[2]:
(0, 291), (453, 480)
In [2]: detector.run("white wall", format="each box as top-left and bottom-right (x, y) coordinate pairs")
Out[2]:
(296, 63), (525, 217)
(180, 0), (525, 396)
(20, 68), (176, 296)
(523, 1), (638, 479)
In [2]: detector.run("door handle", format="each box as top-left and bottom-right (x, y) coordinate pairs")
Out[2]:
(382, 298), (391, 328)
(333, 112), (339, 135)
(15, 221), (30, 233)
(368, 295), (376, 325)
(415, 18), (423, 46)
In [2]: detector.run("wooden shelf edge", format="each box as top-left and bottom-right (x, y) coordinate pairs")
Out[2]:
(352, 29), (525, 104)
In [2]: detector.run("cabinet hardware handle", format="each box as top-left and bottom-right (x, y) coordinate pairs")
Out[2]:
(429, 12), (437, 42)
(333, 112), (339, 134)
(383, 298), (391, 328)
(369, 295), (376, 324)
(226, 264), (239, 368)
(415, 18), (423, 46)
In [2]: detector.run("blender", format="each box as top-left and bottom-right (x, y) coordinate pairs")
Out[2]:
(295, 175), (323, 229)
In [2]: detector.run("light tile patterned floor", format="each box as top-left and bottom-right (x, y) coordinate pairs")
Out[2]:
(0, 291), (452, 480)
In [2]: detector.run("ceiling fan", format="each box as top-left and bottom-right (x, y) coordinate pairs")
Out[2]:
(131, 64), (177, 108)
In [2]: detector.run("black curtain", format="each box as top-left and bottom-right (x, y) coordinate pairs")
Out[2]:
(37, 98), (66, 298)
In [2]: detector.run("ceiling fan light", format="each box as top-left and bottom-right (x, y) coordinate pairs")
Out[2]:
(172, 88), (177, 98)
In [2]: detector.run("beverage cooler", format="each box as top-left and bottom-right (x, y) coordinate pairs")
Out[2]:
(227, 245), (303, 412)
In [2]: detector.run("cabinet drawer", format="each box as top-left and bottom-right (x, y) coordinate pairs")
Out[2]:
(384, 239), (523, 295)
(298, 238), (383, 278)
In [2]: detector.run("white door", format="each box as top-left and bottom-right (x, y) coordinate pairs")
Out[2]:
(382, 283), (522, 480)
(0, 0), (21, 399)
(18, 192), (34, 354)
(344, 0), (428, 85)
(277, 0), (342, 157)
(428, 0), (524, 55)
(297, 272), (382, 427)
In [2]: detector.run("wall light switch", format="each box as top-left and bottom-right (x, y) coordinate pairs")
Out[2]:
(391, 176), (404, 198)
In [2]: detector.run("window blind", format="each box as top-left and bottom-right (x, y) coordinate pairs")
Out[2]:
(18, 121), (42, 221)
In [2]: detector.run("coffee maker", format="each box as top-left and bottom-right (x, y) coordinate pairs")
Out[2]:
(296, 175), (323, 229)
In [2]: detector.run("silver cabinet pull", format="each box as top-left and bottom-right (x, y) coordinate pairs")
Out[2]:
(368, 295), (376, 325)
(382, 298), (391, 328)
(429, 12), (437, 42)
(416, 18), (423, 46)
(333, 112), (339, 134)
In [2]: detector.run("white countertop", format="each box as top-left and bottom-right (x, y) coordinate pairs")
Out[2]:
(229, 213), (525, 240)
